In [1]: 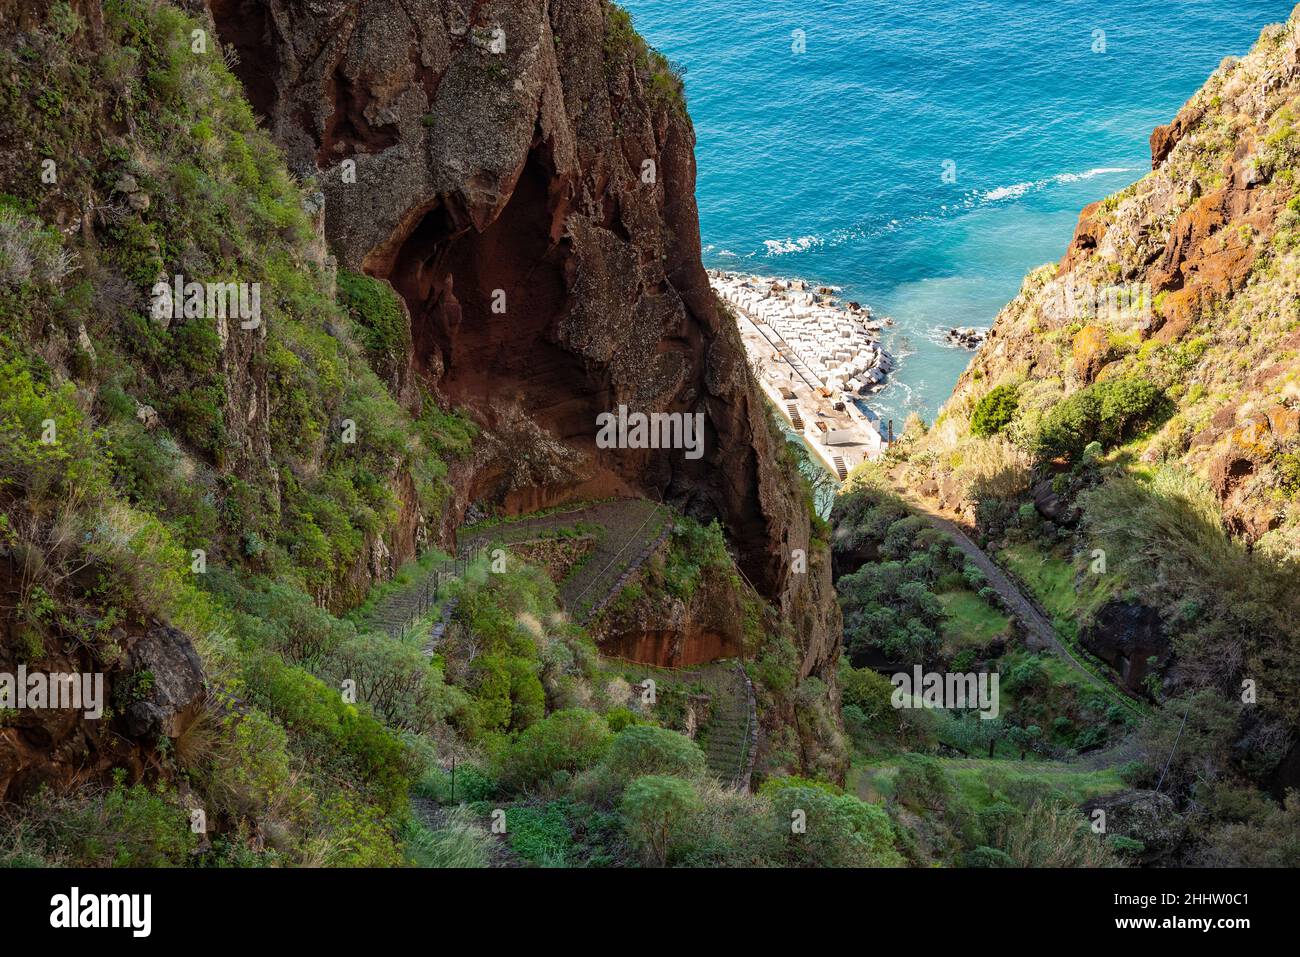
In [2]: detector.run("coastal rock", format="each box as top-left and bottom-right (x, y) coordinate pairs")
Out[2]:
(946, 326), (985, 349)
(938, 14), (1300, 545)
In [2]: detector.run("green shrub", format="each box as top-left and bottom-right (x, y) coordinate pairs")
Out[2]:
(621, 775), (700, 866)
(765, 785), (904, 867)
(964, 845), (1014, 867)
(240, 649), (412, 814)
(0, 772), (194, 867)
(415, 762), (498, 805)
(1001, 800), (1123, 867)
(893, 754), (954, 812)
(1108, 834), (1146, 858)
(337, 270), (407, 375)
(315, 792), (404, 866)
(603, 707), (645, 733)
(970, 384), (1019, 437)
(840, 665), (898, 737)
(317, 629), (461, 735)
(0, 354), (107, 505)
(605, 725), (707, 782)
(1035, 377), (1164, 460)
(506, 802), (573, 866)
(499, 709), (612, 791)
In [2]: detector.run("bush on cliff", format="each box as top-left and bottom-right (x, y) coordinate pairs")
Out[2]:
(1034, 377), (1164, 460)
(606, 725), (708, 783)
(970, 384), (1019, 437)
(621, 775), (701, 866)
(764, 785), (904, 867)
(498, 710), (613, 791)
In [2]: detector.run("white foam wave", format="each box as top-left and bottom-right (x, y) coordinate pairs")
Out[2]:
(746, 167), (1136, 259)
(762, 235), (824, 256)
(980, 167), (1135, 203)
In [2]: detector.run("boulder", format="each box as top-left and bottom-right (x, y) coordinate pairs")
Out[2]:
(1079, 600), (1170, 693)
(1081, 789), (1186, 864)
(120, 623), (207, 741)
(1031, 478), (1079, 526)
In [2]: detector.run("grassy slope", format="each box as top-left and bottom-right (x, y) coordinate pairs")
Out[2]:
(937, 589), (1011, 653)
(0, 0), (483, 865)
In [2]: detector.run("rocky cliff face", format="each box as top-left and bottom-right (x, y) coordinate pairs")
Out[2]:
(0, 599), (207, 804)
(207, 0), (841, 676)
(925, 11), (1300, 553)
(884, 11), (1300, 787)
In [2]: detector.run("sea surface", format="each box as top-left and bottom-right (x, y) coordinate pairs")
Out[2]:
(622, 0), (1289, 426)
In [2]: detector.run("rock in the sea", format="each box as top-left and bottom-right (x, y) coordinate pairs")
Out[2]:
(946, 326), (985, 348)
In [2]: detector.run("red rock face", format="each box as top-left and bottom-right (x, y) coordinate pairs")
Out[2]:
(1149, 105), (1205, 169)
(208, 0), (842, 679)
(602, 627), (740, 669)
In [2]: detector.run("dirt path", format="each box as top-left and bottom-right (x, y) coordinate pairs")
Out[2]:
(897, 491), (1142, 713)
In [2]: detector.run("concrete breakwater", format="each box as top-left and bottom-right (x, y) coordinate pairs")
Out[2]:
(709, 270), (893, 481)
(710, 270), (895, 396)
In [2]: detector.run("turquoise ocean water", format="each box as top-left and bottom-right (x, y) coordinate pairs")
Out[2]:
(622, 0), (1289, 425)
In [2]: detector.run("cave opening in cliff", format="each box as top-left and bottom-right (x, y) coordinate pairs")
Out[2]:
(208, 0), (277, 122)
(372, 142), (634, 508)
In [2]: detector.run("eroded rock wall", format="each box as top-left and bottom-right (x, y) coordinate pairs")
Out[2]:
(208, 0), (842, 687)
(930, 13), (1300, 548)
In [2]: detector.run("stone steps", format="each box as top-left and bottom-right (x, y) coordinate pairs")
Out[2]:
(601, 658), (758, 791)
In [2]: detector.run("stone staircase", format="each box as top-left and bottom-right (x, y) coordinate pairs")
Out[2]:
(695, 663), (758, 789)
(365, 499), (673, 647)
(601, 659), (758, 791)
(362, 546), (486, 647)
(567, 518), (673, 626)
(422, 597), (459, 656)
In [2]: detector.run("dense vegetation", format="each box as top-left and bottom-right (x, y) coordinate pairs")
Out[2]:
(828, 479), (1138, 866)
(0, 0), (473, 865)
(6, 0), (1299, 871)
(0, 0), (880, 868)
